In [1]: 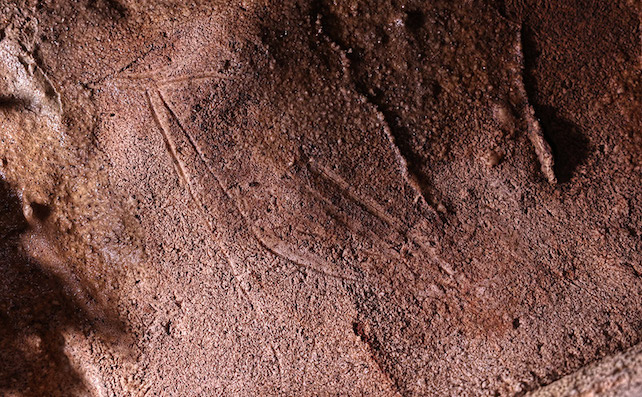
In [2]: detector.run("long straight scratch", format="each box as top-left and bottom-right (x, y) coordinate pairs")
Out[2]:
(146, 90), (199, 204)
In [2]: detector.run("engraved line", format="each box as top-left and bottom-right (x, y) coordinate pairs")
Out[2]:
(157, 89), (358, 284)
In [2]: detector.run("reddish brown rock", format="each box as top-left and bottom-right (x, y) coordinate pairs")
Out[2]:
(0, 0), (640, 395)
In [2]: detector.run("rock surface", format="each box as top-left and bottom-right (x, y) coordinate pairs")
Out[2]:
(529, 342), (642, 397)
(0, 0), (640, 396)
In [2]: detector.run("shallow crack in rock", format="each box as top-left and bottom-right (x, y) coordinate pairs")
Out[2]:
(515, 26), (557, 184)
(312, 2), (438, 210)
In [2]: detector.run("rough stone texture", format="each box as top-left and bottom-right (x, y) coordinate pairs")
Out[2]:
(0, 0), (640, 396)
(528, 342), (642, 397)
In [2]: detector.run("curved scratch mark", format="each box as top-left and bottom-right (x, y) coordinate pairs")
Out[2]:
(313, 10), (436, 210)
(156, 88), (358, 285)
(147, 87), (285, 389)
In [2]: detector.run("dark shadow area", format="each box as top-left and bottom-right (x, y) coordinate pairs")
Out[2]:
(405, 9), (426, 32)
(520, 24), (590, 184)
(87, 0), (129, 19)
(0, 178), (123, 396)
(535, 105), (590, 183)
(0, 95), (33, 111)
